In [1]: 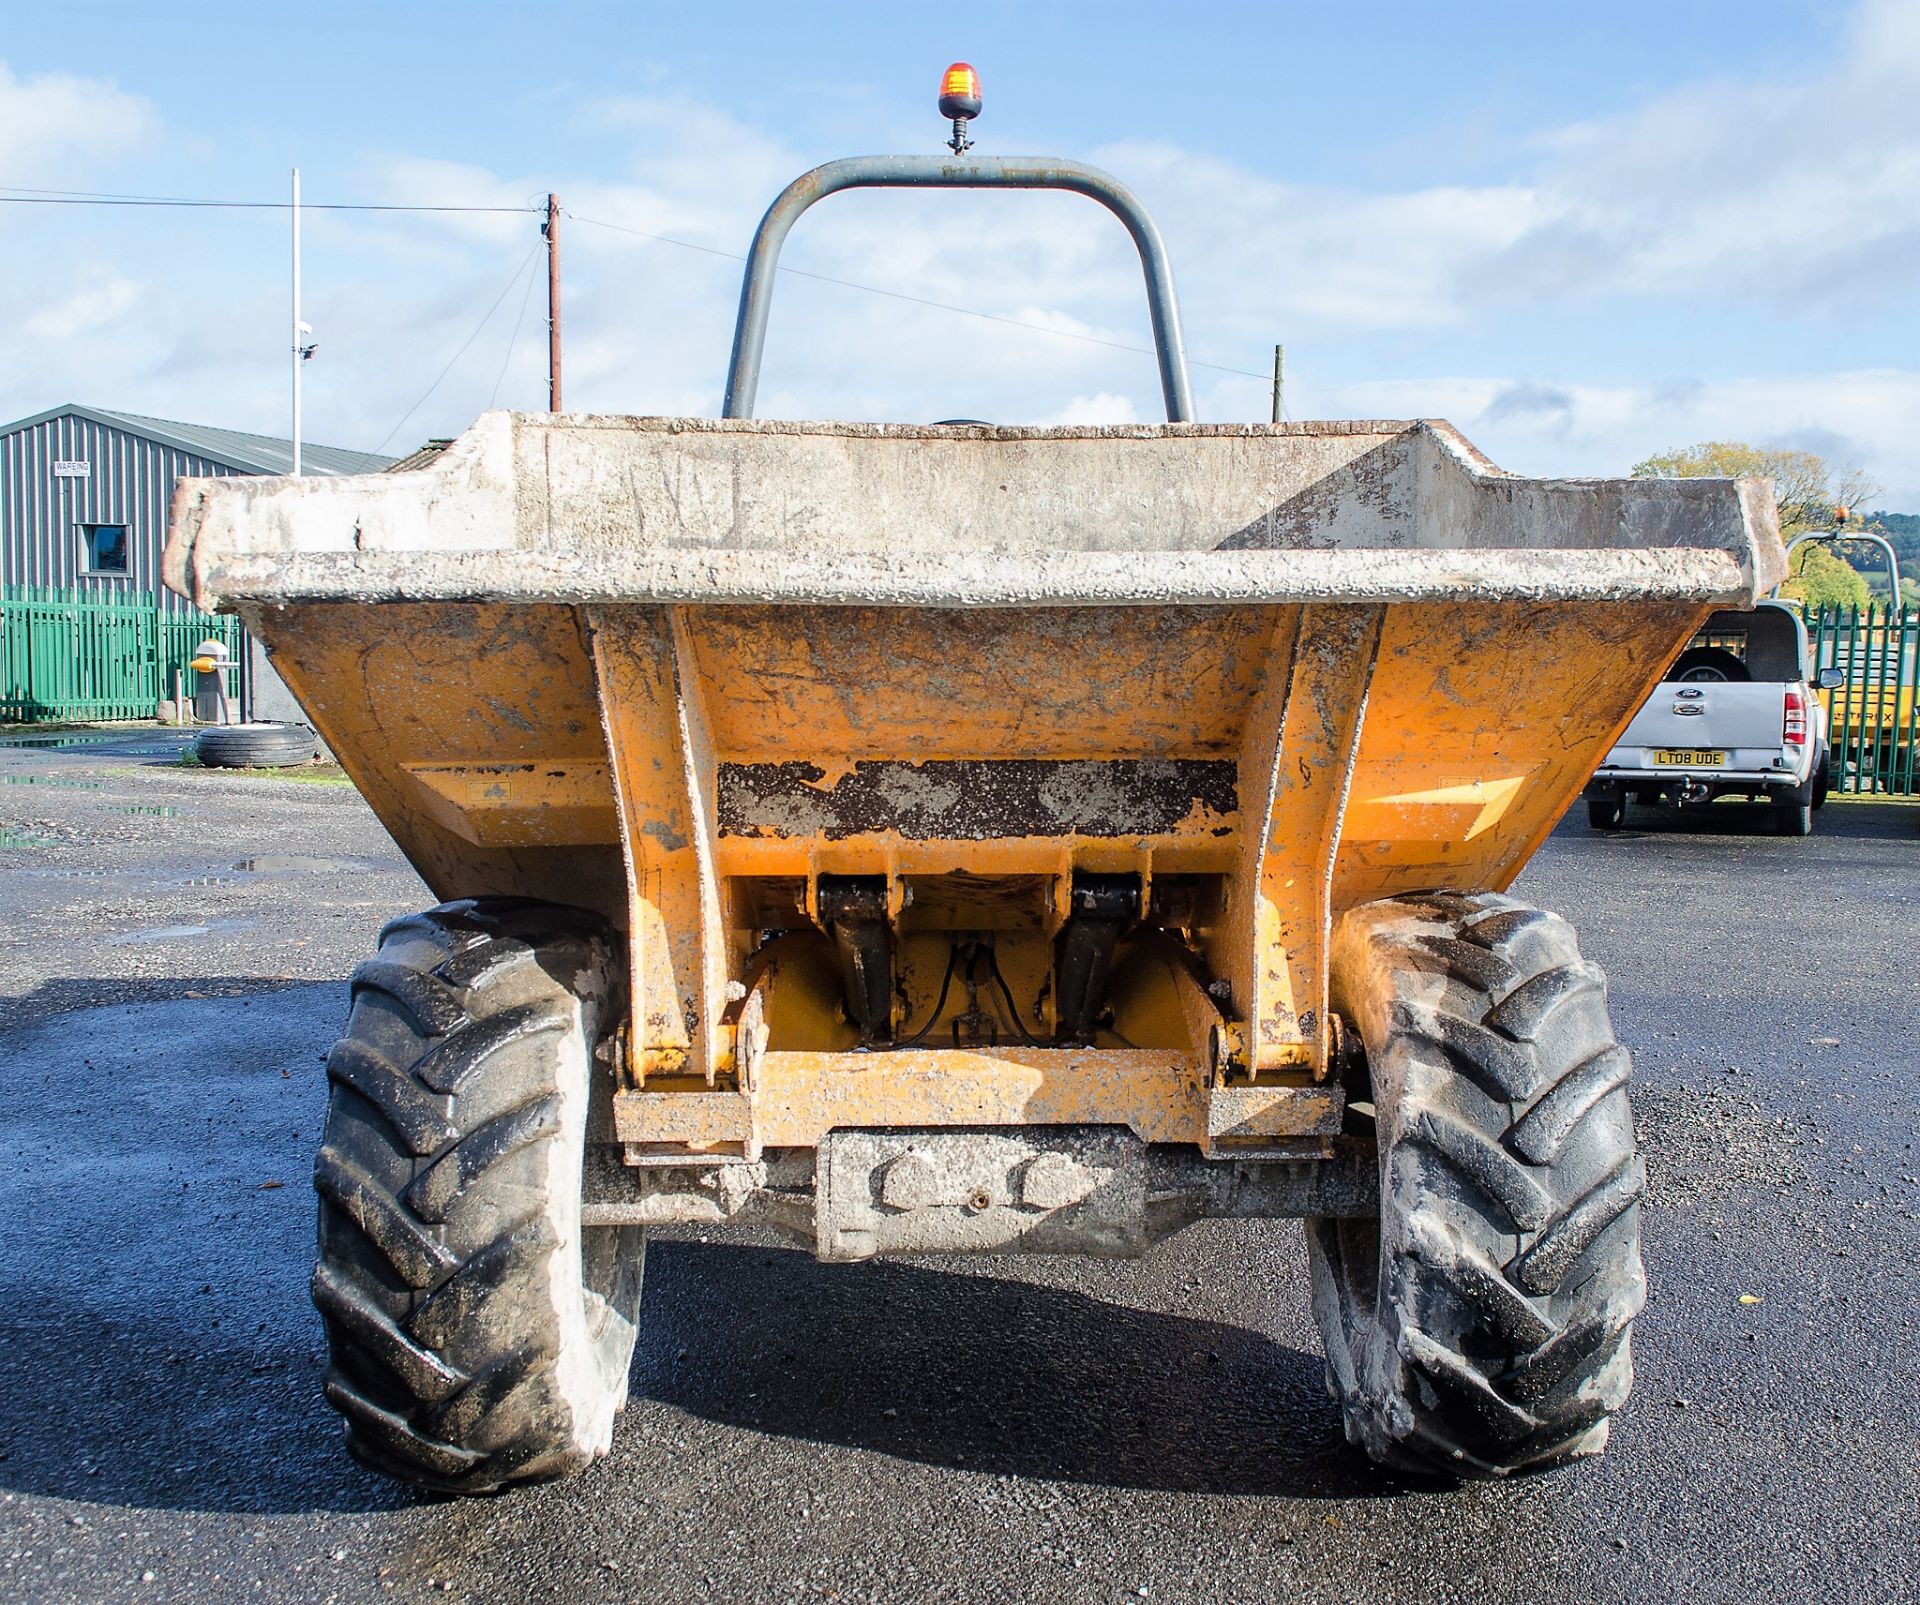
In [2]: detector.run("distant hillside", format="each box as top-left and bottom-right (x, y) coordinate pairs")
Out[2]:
(1853, 512), (1918, 605)
(1867, 511), (1919, 565)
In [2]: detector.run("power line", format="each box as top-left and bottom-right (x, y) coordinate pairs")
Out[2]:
(376, 239), (544, 453)
(0, 184), (532, 214)
(6, 182), (1278, 396)
(565, 211), (1274, 385)
(490, 246), (544, 410)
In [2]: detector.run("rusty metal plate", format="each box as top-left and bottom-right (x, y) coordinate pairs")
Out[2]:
(717, 758), (1237, 841)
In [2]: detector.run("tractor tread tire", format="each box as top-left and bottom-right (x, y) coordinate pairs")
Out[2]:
(194, 721), (318, 768)
(1307, 891), (1645, 1480)
(312, 897), (644, 1495)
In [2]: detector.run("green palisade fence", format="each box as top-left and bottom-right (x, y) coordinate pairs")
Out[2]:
(1, 586), (245, 724)
(1807, 603), (1918, 796)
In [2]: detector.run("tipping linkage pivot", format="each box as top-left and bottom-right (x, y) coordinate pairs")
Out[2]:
(1054, 873), (1141, 1045)
(818, 875), (894, 1045)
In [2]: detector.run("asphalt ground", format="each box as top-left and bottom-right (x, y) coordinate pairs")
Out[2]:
(1, 726), (1916, 1605)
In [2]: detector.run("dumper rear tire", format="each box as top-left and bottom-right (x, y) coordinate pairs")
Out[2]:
(1306, 892), (1645, 1479)
(311, 898), (645, 1494)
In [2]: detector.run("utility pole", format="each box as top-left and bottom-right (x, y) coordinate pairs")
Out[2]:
(1270, 343), (1284, 425)
(291, 167), (303, 474)
(545, 194), (563, 413)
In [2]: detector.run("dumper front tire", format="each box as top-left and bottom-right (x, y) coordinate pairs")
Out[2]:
(1306, 892), (1645, 1479)
(312, 898), (644, 1494)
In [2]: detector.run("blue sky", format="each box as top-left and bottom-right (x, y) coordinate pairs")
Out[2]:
(3, 0), (1916, 503)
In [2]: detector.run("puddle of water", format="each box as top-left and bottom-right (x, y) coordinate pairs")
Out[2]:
(24, 866), (117, 880)
(109, 917), (254, 945)
(231, 854), (350, 875)
(3, 775), (104, 790)
(0, 731), (124, 749)
(0, 731), (189, 756)
(111, 923), (212, 943)
(174, 873), (236, 888)
(123, 805), (182, 817)
(0, 827), (59, 848)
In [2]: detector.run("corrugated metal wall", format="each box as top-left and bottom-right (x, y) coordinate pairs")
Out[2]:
(1, 411), (237, 615)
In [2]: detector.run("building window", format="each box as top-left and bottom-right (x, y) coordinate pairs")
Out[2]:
(81, 524), (129, 575)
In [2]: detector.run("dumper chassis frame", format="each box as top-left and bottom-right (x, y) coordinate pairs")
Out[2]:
(167, 147), (1783, 1494)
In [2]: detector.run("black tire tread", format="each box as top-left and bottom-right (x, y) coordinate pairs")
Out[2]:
(1307, 891), (1645, 1479)
(1585, 797), (1624, 832)
(312, 897), (639, 1494)
(193, 722), (318, 768)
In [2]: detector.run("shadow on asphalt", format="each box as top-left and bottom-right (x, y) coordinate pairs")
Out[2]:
(1559, 798), (1917, 841)
(0, 976), (1411, 1512)
(632, 1240), (1413, 1500)
(0, 1240), (1408, 1515)
(0, 978), (405, 1517)
(5, 974), (323, 1029)
(0, 1294), (409, 1518)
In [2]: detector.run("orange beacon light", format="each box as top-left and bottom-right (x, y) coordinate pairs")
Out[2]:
(939, 62), (981, 153)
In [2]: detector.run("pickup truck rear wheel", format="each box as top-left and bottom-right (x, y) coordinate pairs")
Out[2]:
(1773, 797), (1814, 836)
(1306, 892), (1646, 1479)
(1586, 797), (1624, 831)
(312, 898), (644, 1494)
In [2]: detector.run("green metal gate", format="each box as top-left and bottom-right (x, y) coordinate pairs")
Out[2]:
(0, 586), (245, 724)
(1808, 603), (1918, 795)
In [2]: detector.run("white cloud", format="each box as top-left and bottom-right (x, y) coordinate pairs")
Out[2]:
(1045, 392), (1139, 425)
(0, 62), (153, 171)
(360, 156), (541, 248)
(1318, 369), (1920, 506)
(1104, 141), (1542, 334)
(23, 271), (141, 340)
(5, 9), (1920, 512)
(1104, 0), (1920, 338)
(1490, 0), (1920, 308)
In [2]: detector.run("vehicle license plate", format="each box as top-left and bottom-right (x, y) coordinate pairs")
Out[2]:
(1651, 749), (1725, 766)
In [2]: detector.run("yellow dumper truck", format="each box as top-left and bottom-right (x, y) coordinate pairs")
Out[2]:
(166, 133), (1782, 1493)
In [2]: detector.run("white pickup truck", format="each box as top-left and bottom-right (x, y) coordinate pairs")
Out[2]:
(1586, 600), (1844, 835)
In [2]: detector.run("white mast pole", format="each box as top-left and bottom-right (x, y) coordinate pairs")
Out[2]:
(291, 166), (302, 476)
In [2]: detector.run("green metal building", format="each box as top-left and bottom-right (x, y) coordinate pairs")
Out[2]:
(1, 403), (391, 723)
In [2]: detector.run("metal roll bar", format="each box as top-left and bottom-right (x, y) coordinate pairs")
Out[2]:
(1776, 530), (1903, 606)
(722, 155), (1194, 422)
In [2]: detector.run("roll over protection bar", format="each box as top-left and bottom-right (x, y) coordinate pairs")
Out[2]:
(722, 155), (1195, 422)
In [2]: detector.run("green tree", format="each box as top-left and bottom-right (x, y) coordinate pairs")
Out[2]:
(1631, 440), (1879, 538)
(1867, 511), (1920, 571)
(1782, 541), (1871, 612)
